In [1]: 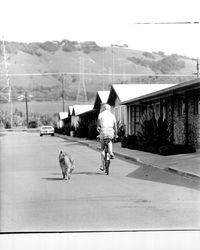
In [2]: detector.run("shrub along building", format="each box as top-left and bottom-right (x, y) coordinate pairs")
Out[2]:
(122, 78), (200, 149)
(107, 83), (174, 134)
(60, 105), (74, 134)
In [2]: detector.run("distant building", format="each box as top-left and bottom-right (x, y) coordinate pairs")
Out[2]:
(78, 91), (110, 129)
(58, 112), (68, 128)
(71, 104), (93, 129)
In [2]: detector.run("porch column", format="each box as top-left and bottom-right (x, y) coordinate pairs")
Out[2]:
(128, 105), (131, 135)
(185, 93), (189, 145)
(134, 105), (136, 134)
(160, 98), (163, 117)
(170, 92), (175, 144)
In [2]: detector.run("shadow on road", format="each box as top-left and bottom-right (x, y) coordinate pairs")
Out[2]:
(42, 177), (64, 181)
(59, 141), (79, 146)
(42, 171), (101, 181)
(127, 165), (200, 191)
(52, 171), (101, 176)
(73, 171), (101, 175)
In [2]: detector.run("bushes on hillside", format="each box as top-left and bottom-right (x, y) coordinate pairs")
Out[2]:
(142, 52), (155, 59)
(39, 41), (60, 52)
(19, 43), (40, 55)
(81, 41), (103, 53)
(128, 54), (185, 74)
(4, 41), (41, 55)
(62, 41), (78, 52)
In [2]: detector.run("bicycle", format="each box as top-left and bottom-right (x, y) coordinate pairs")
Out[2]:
(97, 133), (117, 175)
(103, 137), (111, 175)
(97, 135), (111, 175)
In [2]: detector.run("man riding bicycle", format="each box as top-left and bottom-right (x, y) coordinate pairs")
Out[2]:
(97, 103), (118, 171)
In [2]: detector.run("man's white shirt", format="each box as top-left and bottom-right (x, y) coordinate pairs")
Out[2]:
(98, 110), (116, 128)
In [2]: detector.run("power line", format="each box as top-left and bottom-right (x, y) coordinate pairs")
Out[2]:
(129, 21), (199, 25)
(0, 72), (195, 77)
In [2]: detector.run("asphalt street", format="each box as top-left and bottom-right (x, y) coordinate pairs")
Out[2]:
(0, 131), (200, 232)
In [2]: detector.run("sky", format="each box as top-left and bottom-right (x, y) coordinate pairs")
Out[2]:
(0, 0), (200, 58)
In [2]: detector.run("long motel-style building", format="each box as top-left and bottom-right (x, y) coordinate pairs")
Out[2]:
(59, 78), (200, 149)
(122, 79), (200, 149)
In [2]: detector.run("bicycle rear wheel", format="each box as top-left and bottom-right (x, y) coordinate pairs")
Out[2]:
(104, 142), (110, 175)
(105, 160), (110, 175)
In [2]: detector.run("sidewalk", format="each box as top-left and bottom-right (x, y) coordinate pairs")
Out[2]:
(56, 134), (200, 180)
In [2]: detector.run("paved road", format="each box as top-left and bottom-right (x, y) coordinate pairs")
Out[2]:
(0, 131), (200, 232)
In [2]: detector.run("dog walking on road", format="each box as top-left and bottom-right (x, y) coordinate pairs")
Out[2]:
(59, 151), (75, 180)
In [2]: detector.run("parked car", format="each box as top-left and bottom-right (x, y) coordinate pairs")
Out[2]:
(28, 121), (38, 128)
(40, 126), (54, 136)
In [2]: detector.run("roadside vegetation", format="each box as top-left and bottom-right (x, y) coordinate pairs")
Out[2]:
(0, 109), (58, 129)
(121, 110), (196, 155)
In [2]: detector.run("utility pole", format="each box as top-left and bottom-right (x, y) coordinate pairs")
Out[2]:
(17, 92), (32, 128)
(76, 57), (87, 103)
(25, 91), (29, 127)
(0, 36), (13, 127)
(62, 74), (65, 112)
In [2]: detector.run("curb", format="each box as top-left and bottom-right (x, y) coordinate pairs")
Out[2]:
(165, 167), (200, 180)
(0, 128), (39, 133)
(81, 140), (200, 180)
(56, 134), (200, 180)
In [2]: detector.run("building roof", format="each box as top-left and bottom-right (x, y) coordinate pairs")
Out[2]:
(98, 91), (110, 103)
(107, 83), (175, 105)
(72, 105), (94, 116)
(93, 90), (110, 109)
(122, 78), (200, 104)
(59, 112), (68, 120)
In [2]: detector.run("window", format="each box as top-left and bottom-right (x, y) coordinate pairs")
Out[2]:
(134, 105), (142, 133)
(114, 107), (119, 121)
(154, 103), (160, 119)
(162, 100), (170, 120)
(178, 98), (185, 116)
(135, 106), (141, 123)
(120, 105), (125, 124)
(130, 105), (135, 134)
(194, 96), (200, 115)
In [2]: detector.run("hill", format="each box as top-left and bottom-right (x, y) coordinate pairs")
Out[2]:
(0, 40), (197, 105)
